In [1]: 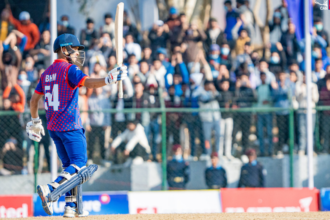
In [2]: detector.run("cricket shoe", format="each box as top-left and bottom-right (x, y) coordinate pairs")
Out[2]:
(37, 185), (53, 215)
(63, 206), (89, 218)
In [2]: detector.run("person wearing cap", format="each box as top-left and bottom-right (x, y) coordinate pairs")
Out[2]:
(166, 6), (180, 31)
(148, 20), (169, 57)
(111, 120), (151, 164)
(156, 47), (170, 69)
(238, 148), (266, 188)
(27, 33), (128, 217)
(205, 152), (227, 189)
(204, 18), (226, 54)
(208, 44), (221, 79)
(8, 7), (40, 52)
(167, 144), (190, 190)
(198, 80), (221, 160)
(80, 18), (98, 50)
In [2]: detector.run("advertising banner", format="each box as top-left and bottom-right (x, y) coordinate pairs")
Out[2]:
(0, 195), (33, 218)
(320, 188), (330, 211)
(221, 188), (319, 213)
(128, 190), (221, 214)
(34, 191), (129, 216)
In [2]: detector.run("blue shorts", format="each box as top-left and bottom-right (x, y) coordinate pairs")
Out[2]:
(49, 129), (87, 168)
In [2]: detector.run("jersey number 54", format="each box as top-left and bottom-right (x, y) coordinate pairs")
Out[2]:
(45, 84), (60, 111)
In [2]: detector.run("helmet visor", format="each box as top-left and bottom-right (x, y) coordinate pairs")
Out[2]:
(61, 45), (85, 66)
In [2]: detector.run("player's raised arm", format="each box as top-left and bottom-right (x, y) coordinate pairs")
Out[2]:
(83, 66), (127, 88)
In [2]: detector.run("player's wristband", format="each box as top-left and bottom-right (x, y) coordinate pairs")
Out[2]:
(32, 117), (40, 122)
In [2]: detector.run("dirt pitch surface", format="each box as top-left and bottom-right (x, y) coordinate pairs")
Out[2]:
(9, 212), (330, 220)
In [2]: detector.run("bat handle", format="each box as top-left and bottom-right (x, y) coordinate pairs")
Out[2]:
(118, 80), (123, 98)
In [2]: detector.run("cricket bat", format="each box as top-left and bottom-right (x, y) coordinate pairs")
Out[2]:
(115, 2), (124, 98)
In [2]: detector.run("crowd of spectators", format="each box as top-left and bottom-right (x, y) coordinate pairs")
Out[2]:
(1, 0), (330, 176)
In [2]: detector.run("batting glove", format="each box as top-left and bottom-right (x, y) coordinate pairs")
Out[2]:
(105, 66), (128, 85)
(26, 118), (45, 142)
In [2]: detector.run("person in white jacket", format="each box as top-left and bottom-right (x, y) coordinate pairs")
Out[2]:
(295, 72), (319, 155)
(111, 120), (151, 163)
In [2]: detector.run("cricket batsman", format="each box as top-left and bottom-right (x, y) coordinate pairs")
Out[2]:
(26, 34), (127, 217)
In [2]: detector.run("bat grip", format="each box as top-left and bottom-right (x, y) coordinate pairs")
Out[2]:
(118, 80), (123, 98)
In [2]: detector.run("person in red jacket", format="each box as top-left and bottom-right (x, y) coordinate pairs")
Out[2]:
(8, 7), (40, 52)
(2, 83), (26, 113)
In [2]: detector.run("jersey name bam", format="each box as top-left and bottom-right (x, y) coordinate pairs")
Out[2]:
(45, 74), (57, 82)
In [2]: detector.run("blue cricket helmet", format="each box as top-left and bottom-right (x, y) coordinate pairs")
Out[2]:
(53, 34), (85, 52)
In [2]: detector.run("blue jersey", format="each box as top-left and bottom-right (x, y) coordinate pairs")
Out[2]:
(35, 59), (88, 131)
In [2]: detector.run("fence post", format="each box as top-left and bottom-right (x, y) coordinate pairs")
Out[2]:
(34, 141), (39, 193)
(159, 88), (167, 190)
(289, 108), (294, 187)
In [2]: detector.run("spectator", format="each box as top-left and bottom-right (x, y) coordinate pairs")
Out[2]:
(220, 42), (233, 71)
(125, 33), (141, 61)
(312, 0), (323, 21)
(156, 48), (170, 69)
(8, 9), (40, 52)
(146, 58), (167, 89)
(136, 60), (149, 83)
(224, 0), (239, 49)
(123, 12), (139, 42)
(217, 79), (234, 159)
(313, 58), (326, 83)
(199, 81), (221, 159)
(234, 42), (253, 73)
(319, 75), (330, 152)
(204, 18), (226, 54)
(169, 12), (187, 49)
(98, 32), (113, 59)
(273, 71), (292, 154)
(254, 58), (276, 88)
(111, 120), (151, 164)
(0, 43), (22, 90)
(184, 72), (204, 160)
(146, 84), (160, 162)
(269, 9), (285, 44)
(17, 70), (30, 102)
(232, 26), (250, 55)
(1, 137), (23, 174)
(24, 55), (37, 83)
(141, 46), (153, 65)
(0, 8), (14, 41)
(127, 54), (139, 81)
(256, 72), (274, 156)
(167, 144), (190, 190)
(86, 87), (111, 163)
(183, 21), (206, 63)
(208, 44), (221, 79)
(288, 60), (303, 84)
(3, 83), (25, 113)
(165, 85), (182, 145)
(274, 0), (289, 32)
(30, 30), (51, 69)
(233, 74), (257, 151)
(100, 13), (114, 39)
(126, 82), (150, 132)
(315, 16), (329, 48)
(2, 29), (27, 54)
(58, 15), (75, 36)
(295, 72), (319, 155)
(280, 21), (300, 63)
(80, 18), (98, 50)
(166, 7), (180, 31)
(148, 20), (169, 57)
(205, 152), (227, 189)
(238, 148), (266, 187)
